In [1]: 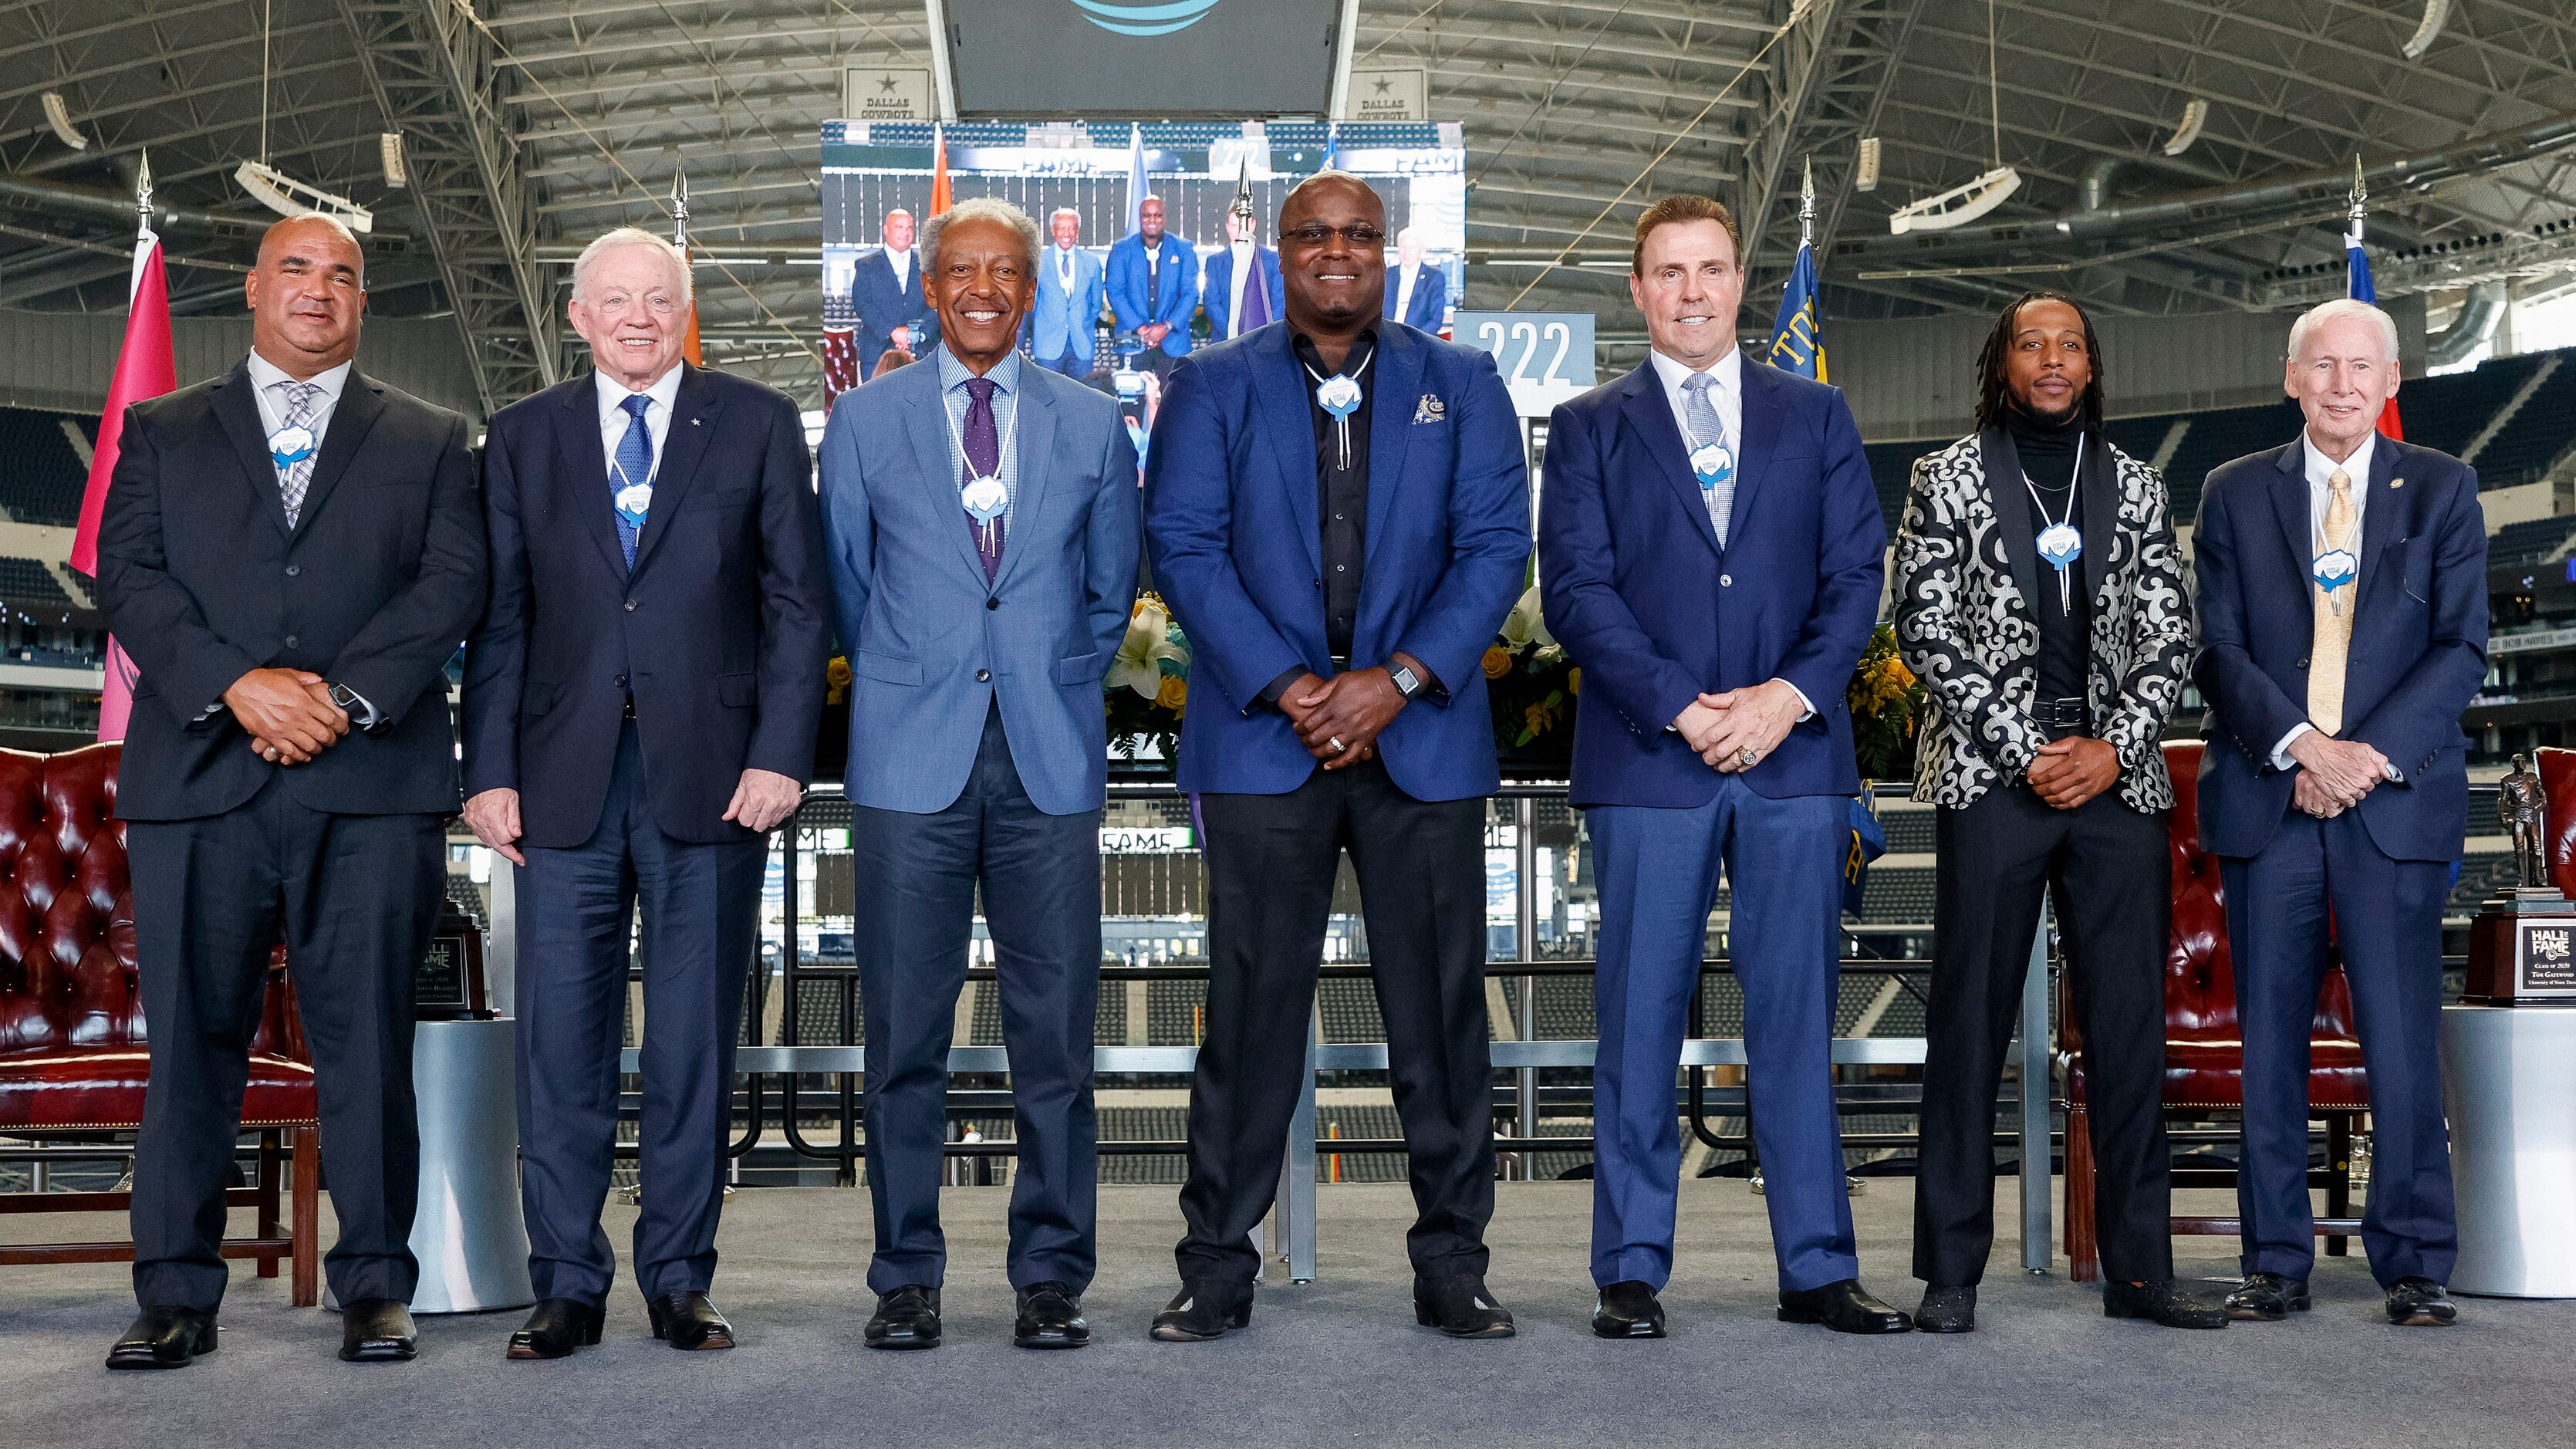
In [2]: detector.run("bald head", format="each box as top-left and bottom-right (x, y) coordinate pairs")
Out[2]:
(245, 214), (367, 378)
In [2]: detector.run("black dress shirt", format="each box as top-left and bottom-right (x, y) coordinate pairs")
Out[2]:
(2004, 403), (2093, 731)
(1295, 327), (1376, 661)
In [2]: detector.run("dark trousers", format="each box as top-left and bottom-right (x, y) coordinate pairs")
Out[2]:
(1914, 784), (2174, 1286)
(854, 704), (1099, 1294)
(515, 719), (763, 1306)
(2222, 809), (2456, 1287)
(127, 778), (444, 1311)
(1177, 759), (1493, 1285)
(1588, 778), (1855, 1292)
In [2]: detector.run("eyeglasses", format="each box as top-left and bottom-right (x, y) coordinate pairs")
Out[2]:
(1282, 224), (1388, 248)
(591, 292), (682, 319)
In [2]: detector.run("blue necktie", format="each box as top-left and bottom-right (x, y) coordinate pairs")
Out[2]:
(611, 393), (653, 569)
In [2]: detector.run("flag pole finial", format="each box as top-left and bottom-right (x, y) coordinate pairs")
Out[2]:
(134, 150), (153, 238)
(1230, 158), (1255, 229)
(2348, 154), (2367, 242)
(670, 167), (690, 249)
(1798, 154), (1815, 247)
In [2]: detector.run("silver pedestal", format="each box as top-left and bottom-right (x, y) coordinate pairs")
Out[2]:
(2439, 1005), (2576, 1298)
(407, 1017), (534, 1314)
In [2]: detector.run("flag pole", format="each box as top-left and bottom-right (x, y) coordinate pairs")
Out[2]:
(672, 167), (702, 366)
(1798, 153), (1815, 249)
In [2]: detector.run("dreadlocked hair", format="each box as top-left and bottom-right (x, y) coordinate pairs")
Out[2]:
(1973, 289), (2106, 434)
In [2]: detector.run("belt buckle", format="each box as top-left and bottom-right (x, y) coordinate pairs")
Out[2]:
(2038, 696), (2085, 734)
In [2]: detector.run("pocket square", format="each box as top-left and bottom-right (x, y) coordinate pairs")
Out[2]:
(1412, 393), (1447, 425)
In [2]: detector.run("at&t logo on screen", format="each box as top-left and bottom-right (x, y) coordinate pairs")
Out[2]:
(1070, 0), (1222, 36)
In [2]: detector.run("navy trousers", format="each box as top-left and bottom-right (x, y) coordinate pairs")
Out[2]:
(515, 719), (764, 1306)
(2220, 808), (2456, 1287)
(1588, 775), (1858, 1292)
(852, 704), (1100, 1295)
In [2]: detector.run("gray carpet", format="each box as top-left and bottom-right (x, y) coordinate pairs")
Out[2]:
(5, 1180), (2569, 1448)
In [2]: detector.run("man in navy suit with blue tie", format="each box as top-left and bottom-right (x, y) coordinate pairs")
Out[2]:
(821, 198), (1139, 1352)
(1144, 171), (1528, 1342)
(1027, 207), (1106, 379)
(462, 228), (830, 1359)
(1539, 194), (1908, 1339)
(2193, 298), (2487, 1329)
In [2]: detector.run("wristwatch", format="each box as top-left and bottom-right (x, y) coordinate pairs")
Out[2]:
(1389, 664), (1426, 701)
(326, 681), (374, 731)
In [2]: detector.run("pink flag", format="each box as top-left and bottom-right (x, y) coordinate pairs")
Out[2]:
(71, 238), (175, 741)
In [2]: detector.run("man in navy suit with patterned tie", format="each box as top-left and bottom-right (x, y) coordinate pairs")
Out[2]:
(1540, 195), (1907, 1339)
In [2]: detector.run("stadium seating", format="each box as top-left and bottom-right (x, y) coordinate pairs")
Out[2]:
(0, 407), (92, 529)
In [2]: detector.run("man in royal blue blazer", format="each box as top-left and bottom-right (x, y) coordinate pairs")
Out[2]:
(462, 228), (829, 1359)
(821, 198), (1139, 1353)
(851, 208), (938, 377)
(1143, 171), (1528, 1342)
(1199, 208), (1284, 343)
(1382, 227), (1447, 333)
(1538, 194), (1906, 1339)
(1026, 207), (1106, 379)
(2193, 298), (2487, 1329)
(1106, 195), (1197, 376)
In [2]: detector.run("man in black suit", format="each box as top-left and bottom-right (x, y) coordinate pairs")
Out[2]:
(461, 227), (829, 1359)
(852, 208), (938, 378)
(96, 214), (488, 1368)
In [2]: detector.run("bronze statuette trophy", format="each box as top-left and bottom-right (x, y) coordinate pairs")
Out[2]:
(2466, 754), (2576, 1005)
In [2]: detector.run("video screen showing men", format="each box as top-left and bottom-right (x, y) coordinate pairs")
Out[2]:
(1200, 202), (1283, 343)
(1383, 226), (1448, 333)
(852, 208), (939, 378)
(1028, 206), (1107, 380)
(1107, 196), (1197, 377)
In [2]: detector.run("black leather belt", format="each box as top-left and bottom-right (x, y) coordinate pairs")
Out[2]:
(2032, 694), (2088, 738)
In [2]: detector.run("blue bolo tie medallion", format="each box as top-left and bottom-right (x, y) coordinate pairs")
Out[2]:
(613, 481), (653, 530)
(2036, 522), (2083, 570)
(2313, 546), (2358, 613)
(961, 472), (1008, 524)
(1690, 441), (1734, 488)
(267, 423), (316, 469)
(1315, 374), (1362, 417)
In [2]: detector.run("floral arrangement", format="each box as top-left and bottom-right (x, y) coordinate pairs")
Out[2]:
(1481, 586), (1578, 763)
(1104, 592), (1190, 761)
(1846, 622), (1925, 782)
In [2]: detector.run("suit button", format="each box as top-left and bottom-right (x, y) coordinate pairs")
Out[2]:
(1720, 574), (1734, 587)
(284, 634), (299, 649)
(977, 668), (991, 682)
(986, 597), (1000, 610)
(285, 564), (301, 577)
(614, 674), (627, 689)
(623, 599), (638, 612)
(2297, 657), (2309, 668)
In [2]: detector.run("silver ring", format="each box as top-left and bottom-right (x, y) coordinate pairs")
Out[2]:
(1737, 747), (1758, 766)
(1329, 737), (1347, 754)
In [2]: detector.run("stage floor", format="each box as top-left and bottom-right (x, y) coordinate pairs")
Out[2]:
(7, 1178), (2568, 1448)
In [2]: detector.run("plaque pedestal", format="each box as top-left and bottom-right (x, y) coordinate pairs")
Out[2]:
(2441, 1005), (2576, 1297)
(403, 1018), (532, 1314)
(2464, 890), (2576, 1006)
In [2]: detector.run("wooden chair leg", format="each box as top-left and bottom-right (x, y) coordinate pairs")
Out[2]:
(2065, 1101), (2099, 1282)
(255, 1129), (282, 1279)
(290, 1126), (320, 1308)
(2324, 1112), (2353, 1258)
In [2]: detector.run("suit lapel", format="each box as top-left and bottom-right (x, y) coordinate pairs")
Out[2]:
(991, 366), (1056, 593)
(2078, 429), (2116, 611)
(630, 364), (726, 576)
(900, 360), (994, 588)
(1980, 427), (2044, 624)
(1616, 364), (1719, 559)
(2269, 440), (2312, 584)
(2356, 436), (2408, 612)
(1360, 327), (1420, 569)
(210, 362), (292, 539)
(1255, 329), (1325, 578)
(283, 375), (386, 537)
(1728, 357), (1781, 554)
(553, 376), (627, 576)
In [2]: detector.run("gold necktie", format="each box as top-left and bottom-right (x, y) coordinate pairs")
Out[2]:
(2306, 467), (2357, 735)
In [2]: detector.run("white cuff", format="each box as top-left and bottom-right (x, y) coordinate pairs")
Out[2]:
(1781, 680), (1817, 724)
(2270, 722), (2314, 772)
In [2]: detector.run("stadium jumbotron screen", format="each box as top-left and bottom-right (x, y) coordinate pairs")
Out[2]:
(944, 0), (1347, 119)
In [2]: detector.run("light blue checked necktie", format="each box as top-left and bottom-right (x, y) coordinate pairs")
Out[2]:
(610, 393), (653, 569)
(1682, 372), (1734, 548)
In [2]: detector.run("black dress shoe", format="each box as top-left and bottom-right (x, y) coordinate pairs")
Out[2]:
(2103, 1278), (2230, 1329)
(338, 1298), (418, 1363)
(1413, 1273), (1514, 1338)
(1915, 1285), (1976, 1333)
(1591, 1280), (1666, 1339)
(1014, 1282), (1090, 1349)
(2385, 1276), (2459, 1326)
(1778, 1279), (1913, 1333)
(2225, 1272), (2311, 1321)
(865, 1285), (942, 1349)
(648, 1292), (735, 1350)
(1150, 1279), (1254, 1342)
(106, 1305), (217, 1370)
(507, 1298), (606, 1360)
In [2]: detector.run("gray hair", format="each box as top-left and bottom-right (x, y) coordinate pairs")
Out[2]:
(920, 198), (1041, 276)
(1048, 206), (1082, 225)
(2287, 297), (2399, 364)
(570, 226), (692, 303)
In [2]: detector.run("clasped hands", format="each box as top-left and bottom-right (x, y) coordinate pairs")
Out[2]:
(1281, 654), (1431, 770)
(2287, 731), (2393, 820)
(226, 668), (349, 767)
(1673, 679), (1805, 773)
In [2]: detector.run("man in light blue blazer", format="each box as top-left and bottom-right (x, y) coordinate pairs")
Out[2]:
(819, 198), (1139, 1353)
(1027, 207), (1106, 380)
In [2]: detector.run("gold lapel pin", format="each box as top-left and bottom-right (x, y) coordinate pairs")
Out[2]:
(2391, 476), (2404, 488)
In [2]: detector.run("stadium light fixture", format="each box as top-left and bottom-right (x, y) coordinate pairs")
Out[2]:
(380, 133), (407, 188)
(41, 92), (89, 150)
(2402, 0), (2450, 59)
(2160, 98), (2208, 157)
(1888, 165), (2021, 235)
(235, 160), (375, 234)
(1855, 137), (1882, 193)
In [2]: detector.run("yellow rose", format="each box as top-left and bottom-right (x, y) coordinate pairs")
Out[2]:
(1154, 674), (1187, 712)
(1481, 647), (1512, 680)
(825, 655), (853, 704)
(1567, 667), (1581, 696)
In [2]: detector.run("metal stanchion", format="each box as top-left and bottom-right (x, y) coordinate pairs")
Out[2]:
(2017, 906), (2054, 1274)
(1514, 797), (1539, 1172)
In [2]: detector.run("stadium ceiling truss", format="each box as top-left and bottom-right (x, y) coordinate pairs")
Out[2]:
(2, 0), (2574, 403)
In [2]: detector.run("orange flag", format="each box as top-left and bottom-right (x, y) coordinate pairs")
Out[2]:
(930, 126), (952, 217)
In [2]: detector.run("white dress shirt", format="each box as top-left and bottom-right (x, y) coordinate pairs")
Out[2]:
(1052, 244), (1079, 294)
(1643, 343), (1812, 722)
(247, 350), (351, 444)
(595, 363), (684, 491)
(1395, 264), (1420, 325)
(884, 245), (914, 293)
(2270, 427), (2390, 772)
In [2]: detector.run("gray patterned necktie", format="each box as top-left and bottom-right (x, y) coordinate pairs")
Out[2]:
(1681, 372), (1734, 546)
(275, 380), (322, 527)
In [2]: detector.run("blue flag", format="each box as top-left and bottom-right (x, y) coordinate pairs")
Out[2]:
(1766, 238), (1827, 381)
(1842, 796), (1886, 919)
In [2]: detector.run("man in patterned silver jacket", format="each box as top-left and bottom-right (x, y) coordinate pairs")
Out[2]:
(1892, 291), (2224, 1333)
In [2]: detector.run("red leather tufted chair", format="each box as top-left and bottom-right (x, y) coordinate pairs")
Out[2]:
(2056, 741), (2368, 1281)
(2535, 749), (2576, 894)
(0, 742), (319, 1305)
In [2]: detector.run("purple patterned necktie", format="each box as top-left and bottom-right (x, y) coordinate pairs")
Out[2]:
(963, 376), (1003, 580)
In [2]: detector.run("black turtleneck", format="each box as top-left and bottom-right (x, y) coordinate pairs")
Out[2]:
(2003, 400), (2092, 728)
